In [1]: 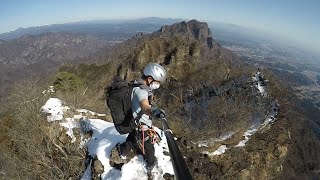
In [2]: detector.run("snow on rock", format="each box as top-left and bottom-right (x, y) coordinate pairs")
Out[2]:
(41, 98), (174, 180)
(59, 118), (80, 143)
(118, 134), (174, 180)
(197, 142), (208, 148)
(235, 128), (258, 147)
(203, 145), (228, 156)
(73, 114), (84, 119)
(256, 81), (266, 96)
(212, 145), (228, 155)
(252, 70), (267, 97)
(81, 119), (174, 180)
(41, 98), (64, 121)
(260, 117), (276, 130)
(77, 109), (89, 113)
(42, 86), (55, 94)
(260, 100), (279, 130)
(196, 132), (235, 148)
(77, 109), (96, 115)
(83, 119), (126, 179)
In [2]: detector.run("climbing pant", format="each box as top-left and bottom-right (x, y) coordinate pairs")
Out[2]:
(119, 129), (157, 168)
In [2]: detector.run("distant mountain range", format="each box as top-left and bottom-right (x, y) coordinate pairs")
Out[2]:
(0, 17), (184, 41)
(1, 17), (318, 64)
(0, 32), (110, 66)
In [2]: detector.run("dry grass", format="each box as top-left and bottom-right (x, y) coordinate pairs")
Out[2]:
(51, 62), (118, 114)
(0, 77), (86, 179)
(153, 62), (260, 141)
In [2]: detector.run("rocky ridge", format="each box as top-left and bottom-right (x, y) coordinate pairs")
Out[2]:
(107, 19), (238, 82)
(0, 32), (110, 66)
(0, 32), (112, 113)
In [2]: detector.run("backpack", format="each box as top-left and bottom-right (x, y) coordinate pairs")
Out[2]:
(106, 76), (138, 134)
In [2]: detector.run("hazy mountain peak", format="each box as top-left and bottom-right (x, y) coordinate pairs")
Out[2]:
(159, 19), (214, 47)
(0, 17), (184, 41)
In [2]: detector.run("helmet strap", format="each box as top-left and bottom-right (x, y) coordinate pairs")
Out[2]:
(146, 77), (154, 86)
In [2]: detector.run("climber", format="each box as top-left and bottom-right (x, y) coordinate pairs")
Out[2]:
(110, 63), (167, 175)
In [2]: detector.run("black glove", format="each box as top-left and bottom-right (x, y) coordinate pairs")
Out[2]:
(151, 106), (166, 118)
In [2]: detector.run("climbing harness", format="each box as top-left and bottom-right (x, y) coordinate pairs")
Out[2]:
(139, 125), (160, 155)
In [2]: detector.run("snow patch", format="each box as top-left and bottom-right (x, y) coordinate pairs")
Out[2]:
(59, 118), (80, 143)
(252, 70), (267, 96)
(41, 98), (64, 122)
(197, 142), (208, 148)
(196, 132), (235, 147)
(42, 86), (55, 94)
(41, 98), (174, 180)
(260, 101), (279, 130)
(73, 114), (84, 119)
(235, 128), (258, 147)
(203, 145), (228, 156)
(212, 145), (228, 155)
(77, 109), (95, 115)
(260, 117), (275, 130)
(83, 119), (174, 180)
(256, 81), (266, 96)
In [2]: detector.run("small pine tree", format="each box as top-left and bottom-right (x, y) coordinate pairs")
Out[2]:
(53, 72), (84, 92)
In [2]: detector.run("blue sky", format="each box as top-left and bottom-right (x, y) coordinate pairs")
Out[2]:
(1, 0), (319, 52)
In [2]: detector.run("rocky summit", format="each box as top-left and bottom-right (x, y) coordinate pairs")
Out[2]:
(108, 20), (237, 81)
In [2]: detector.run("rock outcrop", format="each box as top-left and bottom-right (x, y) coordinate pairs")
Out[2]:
(110, 20), (235, 81)
(159, 20), (214, 47)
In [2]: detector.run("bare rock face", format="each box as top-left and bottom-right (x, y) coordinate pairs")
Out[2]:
(160, 20), (211, 40)
(111, 19), (235, 82)
(135, 32), (145, 38)
(159, 20), (214, 48)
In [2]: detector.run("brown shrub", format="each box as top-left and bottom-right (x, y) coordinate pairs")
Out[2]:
(0, 77), (85, 179)
(155, 62), (258, 141)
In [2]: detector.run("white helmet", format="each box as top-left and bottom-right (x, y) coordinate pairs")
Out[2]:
(143, 63), (166, 82)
